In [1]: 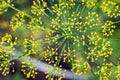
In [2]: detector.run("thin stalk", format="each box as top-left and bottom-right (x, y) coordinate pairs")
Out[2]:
(89, 0), (102, 11)
(113, 20), (120, 24)
(8, 5), (32, 18)
(81, 4), (86, 15)
(76, 4), (79, 13)
(47, 7), (54, 15)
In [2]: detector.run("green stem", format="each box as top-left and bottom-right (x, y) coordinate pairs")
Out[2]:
(11, 52), (30, 60)
(89, 0), (102, 11)
(106, 58), (117, 66)
(8, 5), (32, 18)
(113, 20), (120, 24)
(91, 69), (96, 77)
(76, 5), (79, 13)
(47, 7), (54, 15)
(81, 4), (86, 15)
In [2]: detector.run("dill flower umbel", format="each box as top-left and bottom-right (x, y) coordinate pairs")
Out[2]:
(10, 12), (25, 31)
(1, 33), (17, 54)
(100, 0), (120, 18)
(0, 0), (120, 80)
(102, 20), (116, 36)
(21, 59), (38, 78)
(28, 17), (44, 32)
(115, 65), (120, 80)
(23, 36), (43, 55)
(0, 47), (13, 76)
(95, 62), (113, 80)
(45, 66), (65, 80)
(71, 58), (90, 75)
(86, 32), (113, 62)
(31, 0), (47, 16)
(0, 0), (11, 14)
(0, 33), (16, 76)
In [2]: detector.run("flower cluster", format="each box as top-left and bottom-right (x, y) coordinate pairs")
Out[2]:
(100, 0), (120, 18)
(85, 12), (100, 29)
(23, 36), (43, 55)
(71, 58), (90, 75)
(95, 62), (113, 80)
(115, 65), (120, 80)
(0, 0), (11, 14)
(0, 0), (120, 80)
(1, 33), (17, 54)
(102, 20), (116, 36)
(0, 46), (13, 76)
(10, 12), (25, 31)
(0, 33), (16, 76)
(31, 0), (47, 16)
(83, 0), (98, 8)
(28, 17), (44, 32)
(86, 32), (113, 62)
(45, 66), (65, 80)
(21, 59), (38, 78)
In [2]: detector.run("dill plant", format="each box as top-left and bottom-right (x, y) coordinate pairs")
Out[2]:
(0, 0), (120, 80)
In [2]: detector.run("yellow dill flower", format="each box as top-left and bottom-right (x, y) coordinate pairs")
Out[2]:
(23, 36), (43, 55)
(45, 66), (65, 80)
(1, 33), (17, 53)
(28, 17), (44, 32)
(48, 11), (83, 47)
(21, 60), (38, 78)
(0, 48), (10, 76)
(100, 0), (120, 18)
(0, 33), (17, 76)
(42, 46), (56, 64)
(86, 32), (113, 62)
(10, 12), (25, 31)
(1, 0), (120, 79)
(71, 58), (90, 75)
(102, 20), (116, 36)
(96, 62), (113, 80)
(85, 12), (100, 29)
(115, 65), (120, 80)
(31, 0), (47, 16)
(84, 0), (98, 8)
(0, 0), (11, 14)
(51, 0), (76, 17)
(0, 46), (15, 76)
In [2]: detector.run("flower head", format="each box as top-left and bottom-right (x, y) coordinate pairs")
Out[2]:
(10, 12), (25, 31)
(23, 36), (43, 55)
(100, 0), (120, 18)
(0, 33), (16, 76)
(0, 0), (11, 14)
(115, 65), (120, 80)
(102, 20), (116, 36)
(71, 58), (90, 75)
(31, 0), (47, 16)
(95, 62), (113, 80)
(28, 17), (44, 32)
(86, 32), (113, 62)
(21, 59), (38, 78)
